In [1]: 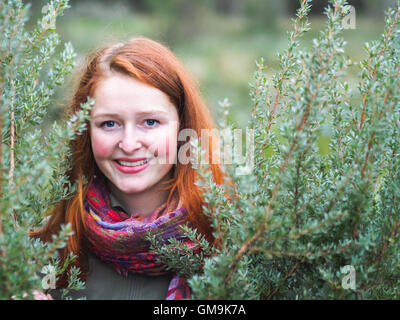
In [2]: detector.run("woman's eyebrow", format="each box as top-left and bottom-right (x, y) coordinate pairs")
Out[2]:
(92, 110), (169, 118)
(136, 110), (169, 116)
(91, 112), (121, 119)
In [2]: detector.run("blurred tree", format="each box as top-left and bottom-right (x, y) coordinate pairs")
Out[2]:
(138, 0), (213, 44)
(124, 0), (149, 12)
(243, 0), (286, 31)
(363, 0), (398, 17)
(215, 0), (243, 15)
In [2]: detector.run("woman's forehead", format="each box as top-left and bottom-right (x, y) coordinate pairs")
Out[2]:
(91, 74), (178, 117)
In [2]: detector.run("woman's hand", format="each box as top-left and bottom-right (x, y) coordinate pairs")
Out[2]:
(32, 290), (53, 300)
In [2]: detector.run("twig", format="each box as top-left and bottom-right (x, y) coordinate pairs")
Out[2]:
(7, 80), (18, 229)
(222, 225), (265, 287)
(267, 260), (301, 299)
(258, 0), (309, 159)
(8, 80), (15, 187)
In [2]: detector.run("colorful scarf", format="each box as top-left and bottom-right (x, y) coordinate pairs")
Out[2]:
(83, 177), (193, 300)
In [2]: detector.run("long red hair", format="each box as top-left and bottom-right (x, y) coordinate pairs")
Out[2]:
(30, 37), (224, 287)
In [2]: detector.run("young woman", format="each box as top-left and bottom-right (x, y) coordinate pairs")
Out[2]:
(31, 37), (223, 300)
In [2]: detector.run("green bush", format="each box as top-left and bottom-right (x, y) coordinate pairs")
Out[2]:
(150, 0), (400, 299)
(0, 0), (88, 299)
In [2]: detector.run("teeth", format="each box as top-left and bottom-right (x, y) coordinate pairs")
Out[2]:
(117, 159), (149, 167)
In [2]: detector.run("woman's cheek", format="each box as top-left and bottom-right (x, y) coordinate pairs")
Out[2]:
(91, 133), (114, 159)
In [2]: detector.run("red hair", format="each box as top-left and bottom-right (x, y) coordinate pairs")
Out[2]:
(30, 37), (224, 287)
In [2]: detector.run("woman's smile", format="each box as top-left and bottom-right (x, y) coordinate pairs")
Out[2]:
(113, 158), (151, 173)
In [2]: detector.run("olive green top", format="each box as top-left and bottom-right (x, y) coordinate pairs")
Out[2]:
(50, 251), (173, 300)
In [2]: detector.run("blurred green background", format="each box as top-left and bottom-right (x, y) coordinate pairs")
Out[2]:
(24, 0), (396, 134)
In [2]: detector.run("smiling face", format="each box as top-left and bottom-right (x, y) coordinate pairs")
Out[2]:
(90, 72), (179, 200)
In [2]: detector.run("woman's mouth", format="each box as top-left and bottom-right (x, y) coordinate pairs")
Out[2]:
(116, 159), (149, 167)
(113, 158), (150, 173)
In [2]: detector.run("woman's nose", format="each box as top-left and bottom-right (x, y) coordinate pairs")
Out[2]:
(118, 127), (143, 154)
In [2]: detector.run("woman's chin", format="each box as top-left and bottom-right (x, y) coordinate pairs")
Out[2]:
(115, 185), (149, 195)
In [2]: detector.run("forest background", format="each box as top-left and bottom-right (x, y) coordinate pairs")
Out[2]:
(25, 0), (396, 151)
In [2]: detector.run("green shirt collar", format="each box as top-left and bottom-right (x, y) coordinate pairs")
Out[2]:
(109, 192), (129, 214)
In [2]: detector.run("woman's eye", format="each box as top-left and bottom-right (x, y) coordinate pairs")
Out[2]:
(145, 119), (159, 127)
(101, 121), (117, 129)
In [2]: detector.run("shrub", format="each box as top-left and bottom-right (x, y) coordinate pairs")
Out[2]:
(0, 0), (89, 299)
(150, 0), (400, 299)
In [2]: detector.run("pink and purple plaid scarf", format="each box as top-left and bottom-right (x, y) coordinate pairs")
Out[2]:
(83, 177), (193, 300)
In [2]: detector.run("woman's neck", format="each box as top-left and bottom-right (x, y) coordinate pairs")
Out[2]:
(108, 182), (170, 217)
